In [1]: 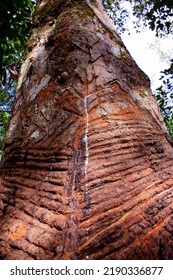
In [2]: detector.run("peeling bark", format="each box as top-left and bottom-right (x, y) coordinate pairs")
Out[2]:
(0, 0), (173, 260)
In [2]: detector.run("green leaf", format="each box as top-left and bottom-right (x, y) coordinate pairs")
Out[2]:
(0, 1), (8, 11)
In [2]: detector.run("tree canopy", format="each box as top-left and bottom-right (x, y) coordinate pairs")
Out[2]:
(0, 0), (173, 154)
(0, 0), (35, 84)
(103, 0), (173, 35)
(0, 0), (35, 154)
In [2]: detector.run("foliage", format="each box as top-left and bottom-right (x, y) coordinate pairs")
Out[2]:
(103, 0), (173, 35)
(0, 111), (10, 155)
(156, 60), (173, 137)
(102, 0), (130, 33)
(129, 0), (173, 36)
(0, 0), (35, 84)
(0, 0), (35, 155)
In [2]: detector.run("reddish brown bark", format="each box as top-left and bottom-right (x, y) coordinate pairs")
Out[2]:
(0, 0), (173, 260)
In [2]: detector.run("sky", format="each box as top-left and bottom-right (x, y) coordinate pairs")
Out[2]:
(121, 29), (172, 92)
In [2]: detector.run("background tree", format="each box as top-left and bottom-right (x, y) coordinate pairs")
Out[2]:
(0, 0), (35, 156)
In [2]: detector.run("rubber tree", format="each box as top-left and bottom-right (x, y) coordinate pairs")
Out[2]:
(0, 0), (173, 260)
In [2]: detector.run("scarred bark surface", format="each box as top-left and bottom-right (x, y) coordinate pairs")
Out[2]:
(0, 0), (173, 260)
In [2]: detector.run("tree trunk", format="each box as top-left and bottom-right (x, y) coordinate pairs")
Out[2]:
(0, 0), (173, 260)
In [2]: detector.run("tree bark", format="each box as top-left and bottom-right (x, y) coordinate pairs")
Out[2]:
(0, 0), (173, 260)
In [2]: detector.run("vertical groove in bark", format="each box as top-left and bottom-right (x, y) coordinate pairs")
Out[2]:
(84, 96), (89, 188)
(0, 0), (173, 260)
